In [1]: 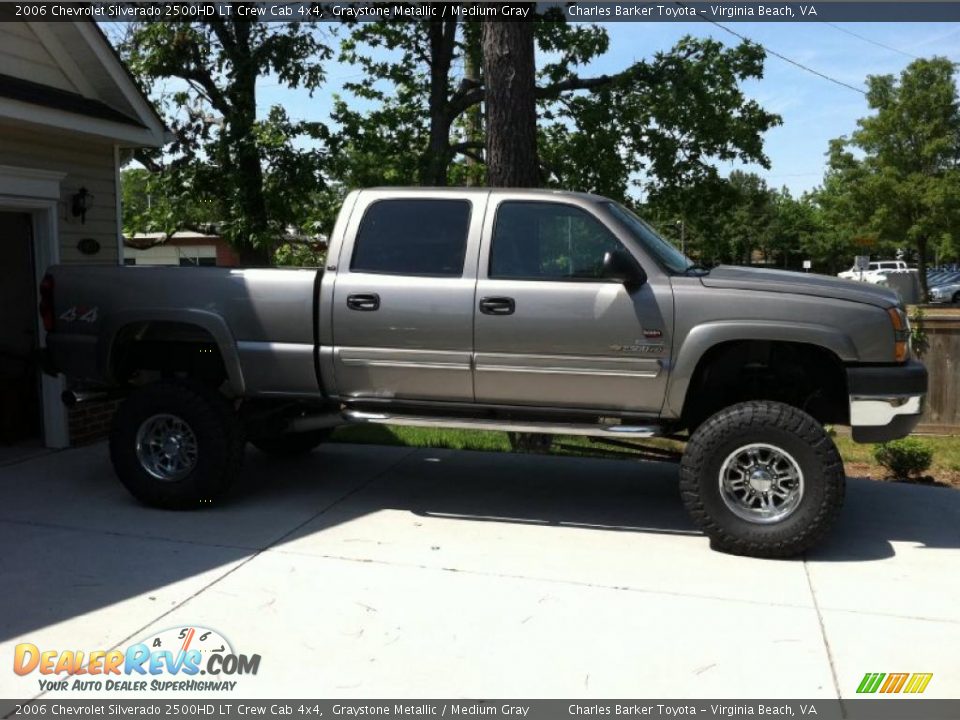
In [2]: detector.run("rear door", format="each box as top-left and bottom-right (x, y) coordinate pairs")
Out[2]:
(329, 190), (486, 402)
(472, 195), (673, 413)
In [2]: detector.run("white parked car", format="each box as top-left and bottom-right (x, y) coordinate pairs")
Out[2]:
(838, 260), (908, 284)
(837, 260), (910, 282)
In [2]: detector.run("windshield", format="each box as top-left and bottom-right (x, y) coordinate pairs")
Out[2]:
(603, 202), (693, 274)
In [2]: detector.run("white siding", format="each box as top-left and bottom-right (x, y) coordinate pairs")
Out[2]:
(0, 123), (117, 265)
(0, 24), (77, 93)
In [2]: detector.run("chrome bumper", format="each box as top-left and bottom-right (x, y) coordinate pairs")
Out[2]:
(849, 394), (925, 443)
(850, 394), (924, 427)
(846, 361), (927, 443)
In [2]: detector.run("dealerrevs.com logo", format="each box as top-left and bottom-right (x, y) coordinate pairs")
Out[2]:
(13, 626), (260, 693)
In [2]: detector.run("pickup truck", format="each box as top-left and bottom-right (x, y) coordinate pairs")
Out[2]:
(41, 188), (928, 558)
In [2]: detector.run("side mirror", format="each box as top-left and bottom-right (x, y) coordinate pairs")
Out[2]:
(602, 250), (647, 291)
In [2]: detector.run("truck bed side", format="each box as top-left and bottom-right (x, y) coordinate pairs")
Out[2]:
(46, 265), (323, 398)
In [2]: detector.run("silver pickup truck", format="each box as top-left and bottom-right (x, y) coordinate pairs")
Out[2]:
(41, 188), (927, 557)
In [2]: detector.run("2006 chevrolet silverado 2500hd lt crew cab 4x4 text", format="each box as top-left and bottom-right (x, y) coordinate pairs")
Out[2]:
(40, 188), (928, 557)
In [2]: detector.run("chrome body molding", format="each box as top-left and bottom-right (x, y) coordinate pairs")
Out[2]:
(342, 409), (660, 438)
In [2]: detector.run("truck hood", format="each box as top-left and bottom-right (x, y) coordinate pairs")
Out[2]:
(699, 265), (900, 308)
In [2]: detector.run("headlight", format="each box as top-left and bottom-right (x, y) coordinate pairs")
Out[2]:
(887, 306), (910, 362)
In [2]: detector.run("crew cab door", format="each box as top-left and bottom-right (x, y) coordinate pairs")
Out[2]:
(473, 196), (673, 413)
(329, 190), (486, 402)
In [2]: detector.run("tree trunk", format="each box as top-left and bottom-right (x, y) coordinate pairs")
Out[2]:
(482, 18), (539, 188)
(420, 17), (458, 186)
(227, 22), (272, 266)
(462, 27), (483, 186)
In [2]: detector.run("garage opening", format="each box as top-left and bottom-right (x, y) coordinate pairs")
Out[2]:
(0, 211), (42, 447)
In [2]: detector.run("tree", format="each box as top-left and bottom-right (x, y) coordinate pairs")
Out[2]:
(482, 19), (539, 187)
(821, 58), (960, 299)
(120, 19), (332, 265)
(334, 16), (779, 195)
(120, 167), (213, 236)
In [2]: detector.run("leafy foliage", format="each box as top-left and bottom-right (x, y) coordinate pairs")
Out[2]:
(874, 438), (934, 479)
(120, 20), (332, 264)
(539, 37), (779, 200)
(332, 18), (779, 195)
(813, 58), (960, 296)
(120, 168), (213, 236)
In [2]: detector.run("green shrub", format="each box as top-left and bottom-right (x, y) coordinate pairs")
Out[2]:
(873, 438), (934, 479)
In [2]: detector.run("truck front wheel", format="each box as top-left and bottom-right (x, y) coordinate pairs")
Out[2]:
(109, 381), (244, 509)
(679, 401), (845, 558)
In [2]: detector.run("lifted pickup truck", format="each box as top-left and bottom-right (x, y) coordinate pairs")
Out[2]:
(42, 188), (927, 557)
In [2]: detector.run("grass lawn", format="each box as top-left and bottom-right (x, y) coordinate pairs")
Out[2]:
(330, 424), (960, 488)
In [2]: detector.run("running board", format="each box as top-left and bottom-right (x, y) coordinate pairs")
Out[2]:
(342, 410), (661, 438)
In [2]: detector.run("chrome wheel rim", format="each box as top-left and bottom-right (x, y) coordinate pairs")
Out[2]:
(135, 414), (198, 482)
(718, 443), (804, 524)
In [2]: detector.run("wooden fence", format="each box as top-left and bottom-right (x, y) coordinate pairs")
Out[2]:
(914, 308), (959, 435)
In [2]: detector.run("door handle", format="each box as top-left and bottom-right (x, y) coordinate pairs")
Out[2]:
(479, 297), (516, 315)
(347, 293), (380, 311)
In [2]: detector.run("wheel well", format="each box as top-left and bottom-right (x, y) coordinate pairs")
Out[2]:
(681, 340), (848, 431)
(110, 321), (228, 390)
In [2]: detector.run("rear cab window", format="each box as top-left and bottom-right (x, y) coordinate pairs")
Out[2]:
(351, 199), (472, 277)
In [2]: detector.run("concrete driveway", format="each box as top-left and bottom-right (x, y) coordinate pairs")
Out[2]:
(1, 441), (959, 699)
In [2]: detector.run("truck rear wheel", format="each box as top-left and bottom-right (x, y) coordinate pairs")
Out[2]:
(250, 429), (331, 457)
(109, 381), (244, 509)
(679, 401), (844, 558)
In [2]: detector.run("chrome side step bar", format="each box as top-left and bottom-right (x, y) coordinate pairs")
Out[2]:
(342, 410), (660, 438)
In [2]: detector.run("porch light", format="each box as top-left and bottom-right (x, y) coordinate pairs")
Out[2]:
(71, 187), (93, 224)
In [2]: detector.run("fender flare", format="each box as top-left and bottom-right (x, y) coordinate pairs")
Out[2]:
(664, 320), (858, 418)
(98, 309), (246, 395)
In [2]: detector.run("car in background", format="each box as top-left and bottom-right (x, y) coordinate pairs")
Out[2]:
(838, 260), (908, 283)
(929, 280), (960, 304)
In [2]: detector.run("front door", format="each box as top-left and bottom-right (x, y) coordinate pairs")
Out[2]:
(473, 198), (673, 413)
(330, 192), (486, 403)
(0, 212), (41, 444)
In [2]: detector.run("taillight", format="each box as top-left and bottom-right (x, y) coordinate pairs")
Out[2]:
(39, 273), (54, 332)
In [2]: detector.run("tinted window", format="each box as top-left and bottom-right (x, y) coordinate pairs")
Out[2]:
(352, 199), (471, 276)
(490, 202), (622, 280)
(604, 202), (690, 274)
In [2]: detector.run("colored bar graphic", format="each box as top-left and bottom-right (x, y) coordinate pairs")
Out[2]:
(880, 673), (909, 693)
(904, 673), (934, 694)
(857, 673), (885, 693)
(856, 672), (932, 694)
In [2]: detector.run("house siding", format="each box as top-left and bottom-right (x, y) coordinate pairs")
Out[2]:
(0, 123), (119, 265)
(0, 23), (77, 93)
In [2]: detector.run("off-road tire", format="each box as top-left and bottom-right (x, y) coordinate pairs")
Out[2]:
(679, 400), (845, 558)
(250, 429), (332, 457)
(109, 381), (244, 509)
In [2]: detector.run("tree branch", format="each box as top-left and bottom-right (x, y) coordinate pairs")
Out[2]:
(131, 149), (163, 173)
(454, 147), (485, 164)
(450, 140), (485, 153)
(536, 74), (615, 99)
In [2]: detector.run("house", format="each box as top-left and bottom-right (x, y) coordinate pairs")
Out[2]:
(124, 230), (242, 267)
(0, 17), (167, 451)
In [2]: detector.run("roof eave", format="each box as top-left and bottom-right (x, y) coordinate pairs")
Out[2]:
(0, 96), (166, 147)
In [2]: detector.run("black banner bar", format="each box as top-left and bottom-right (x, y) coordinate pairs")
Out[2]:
(3, 699), (960, 720)
(3, 2), (960, 23)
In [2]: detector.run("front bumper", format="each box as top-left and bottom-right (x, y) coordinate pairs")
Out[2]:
(847, 360), (927, 443)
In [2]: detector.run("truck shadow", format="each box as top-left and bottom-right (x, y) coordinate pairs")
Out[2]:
(1, 441), (958, 645)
